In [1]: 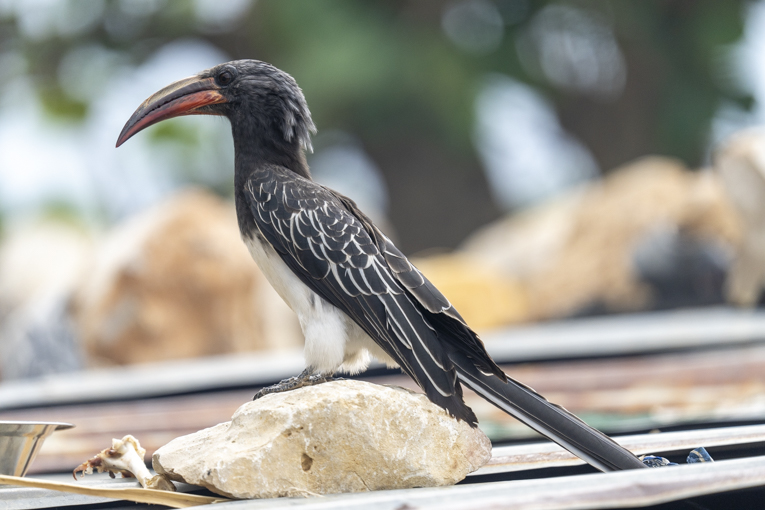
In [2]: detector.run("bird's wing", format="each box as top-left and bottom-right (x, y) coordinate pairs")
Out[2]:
(330, 192), (506, 380)
(243, 166), (479, 423)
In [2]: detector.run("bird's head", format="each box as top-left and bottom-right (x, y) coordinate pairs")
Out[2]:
(116, 60), (316, 156)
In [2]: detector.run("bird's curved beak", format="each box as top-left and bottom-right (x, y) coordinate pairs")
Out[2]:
(116, 76), (227, 147)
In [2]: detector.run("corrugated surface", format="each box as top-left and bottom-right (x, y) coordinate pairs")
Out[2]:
(3, 446), (765, 510)
(3, 344), (765, 474)
(477, 424), (765, 474)
(4, 306), (765, 410)
(179, 456), (765, 510)
(2, 306), (765, 489)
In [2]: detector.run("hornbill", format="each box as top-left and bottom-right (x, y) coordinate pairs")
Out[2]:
(117, 60), (646, 472)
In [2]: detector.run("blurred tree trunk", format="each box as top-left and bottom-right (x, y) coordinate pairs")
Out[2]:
(366, 134), (501, 254)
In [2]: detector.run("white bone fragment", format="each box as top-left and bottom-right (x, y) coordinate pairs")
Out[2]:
(73, 434), (175, 491)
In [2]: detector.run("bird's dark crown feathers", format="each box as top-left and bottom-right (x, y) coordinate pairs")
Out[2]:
(204, 59), (316, 154)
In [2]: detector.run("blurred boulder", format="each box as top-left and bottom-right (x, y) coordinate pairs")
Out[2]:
(714, 128), (765, 306)
(459, 157), (741, 321)
(411, 253), (530, 329)
(0, 221), (90, 379)
(631, 223), (729, 310)
(73, 189), (302, 366)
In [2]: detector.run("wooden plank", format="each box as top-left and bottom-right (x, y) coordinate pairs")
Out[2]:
(0, 474), (226, 508)
(0, 475), (129, 510)
(0, 475), (206, 510)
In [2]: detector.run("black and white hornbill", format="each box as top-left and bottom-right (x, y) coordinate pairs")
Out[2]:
(117, 60), (646, 472)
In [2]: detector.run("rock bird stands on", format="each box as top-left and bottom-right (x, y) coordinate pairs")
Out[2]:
(117, 60), (646, 472)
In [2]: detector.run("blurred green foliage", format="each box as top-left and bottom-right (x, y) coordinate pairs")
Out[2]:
(39, 199), (88, 228)
(38, 85), (88, 120)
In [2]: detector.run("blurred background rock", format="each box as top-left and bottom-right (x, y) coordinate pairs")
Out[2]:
(1, 0), (765, 380)
(72, 189), (302, 366)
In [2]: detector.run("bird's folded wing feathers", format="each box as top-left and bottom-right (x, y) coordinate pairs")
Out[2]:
(333, 193), (506, 378)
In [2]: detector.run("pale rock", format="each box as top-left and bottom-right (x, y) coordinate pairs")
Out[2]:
(152, 380), (492, 499)
(72, 188), (302, 365)
(0, 220), (92, 379)
(460, 156), (741, 320)
(411, 253), (529, 330)
(715, 128), (765, 306)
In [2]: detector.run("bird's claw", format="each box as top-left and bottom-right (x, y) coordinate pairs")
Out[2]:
(253, 371), (339, 400)
(253, 375), (305, 400)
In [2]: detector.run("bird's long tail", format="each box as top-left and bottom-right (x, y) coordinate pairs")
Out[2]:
(449, 351), (647, 472)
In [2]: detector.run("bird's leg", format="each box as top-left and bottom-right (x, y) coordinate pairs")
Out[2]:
(253, 367), (313, 400)
(306, 371), (342, 385)
(252, 368), (338, 400)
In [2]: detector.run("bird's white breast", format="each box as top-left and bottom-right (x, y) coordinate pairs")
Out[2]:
(243, 234), (311, 315)
(242, 233), (376, 373)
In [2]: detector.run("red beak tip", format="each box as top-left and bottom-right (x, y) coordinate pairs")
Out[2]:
(115, 131), (130, 147)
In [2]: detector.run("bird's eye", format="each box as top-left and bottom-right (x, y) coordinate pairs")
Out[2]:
(216, 69), (235, 86)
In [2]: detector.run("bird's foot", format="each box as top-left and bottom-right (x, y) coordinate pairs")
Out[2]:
(253, 369), (338, 400)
